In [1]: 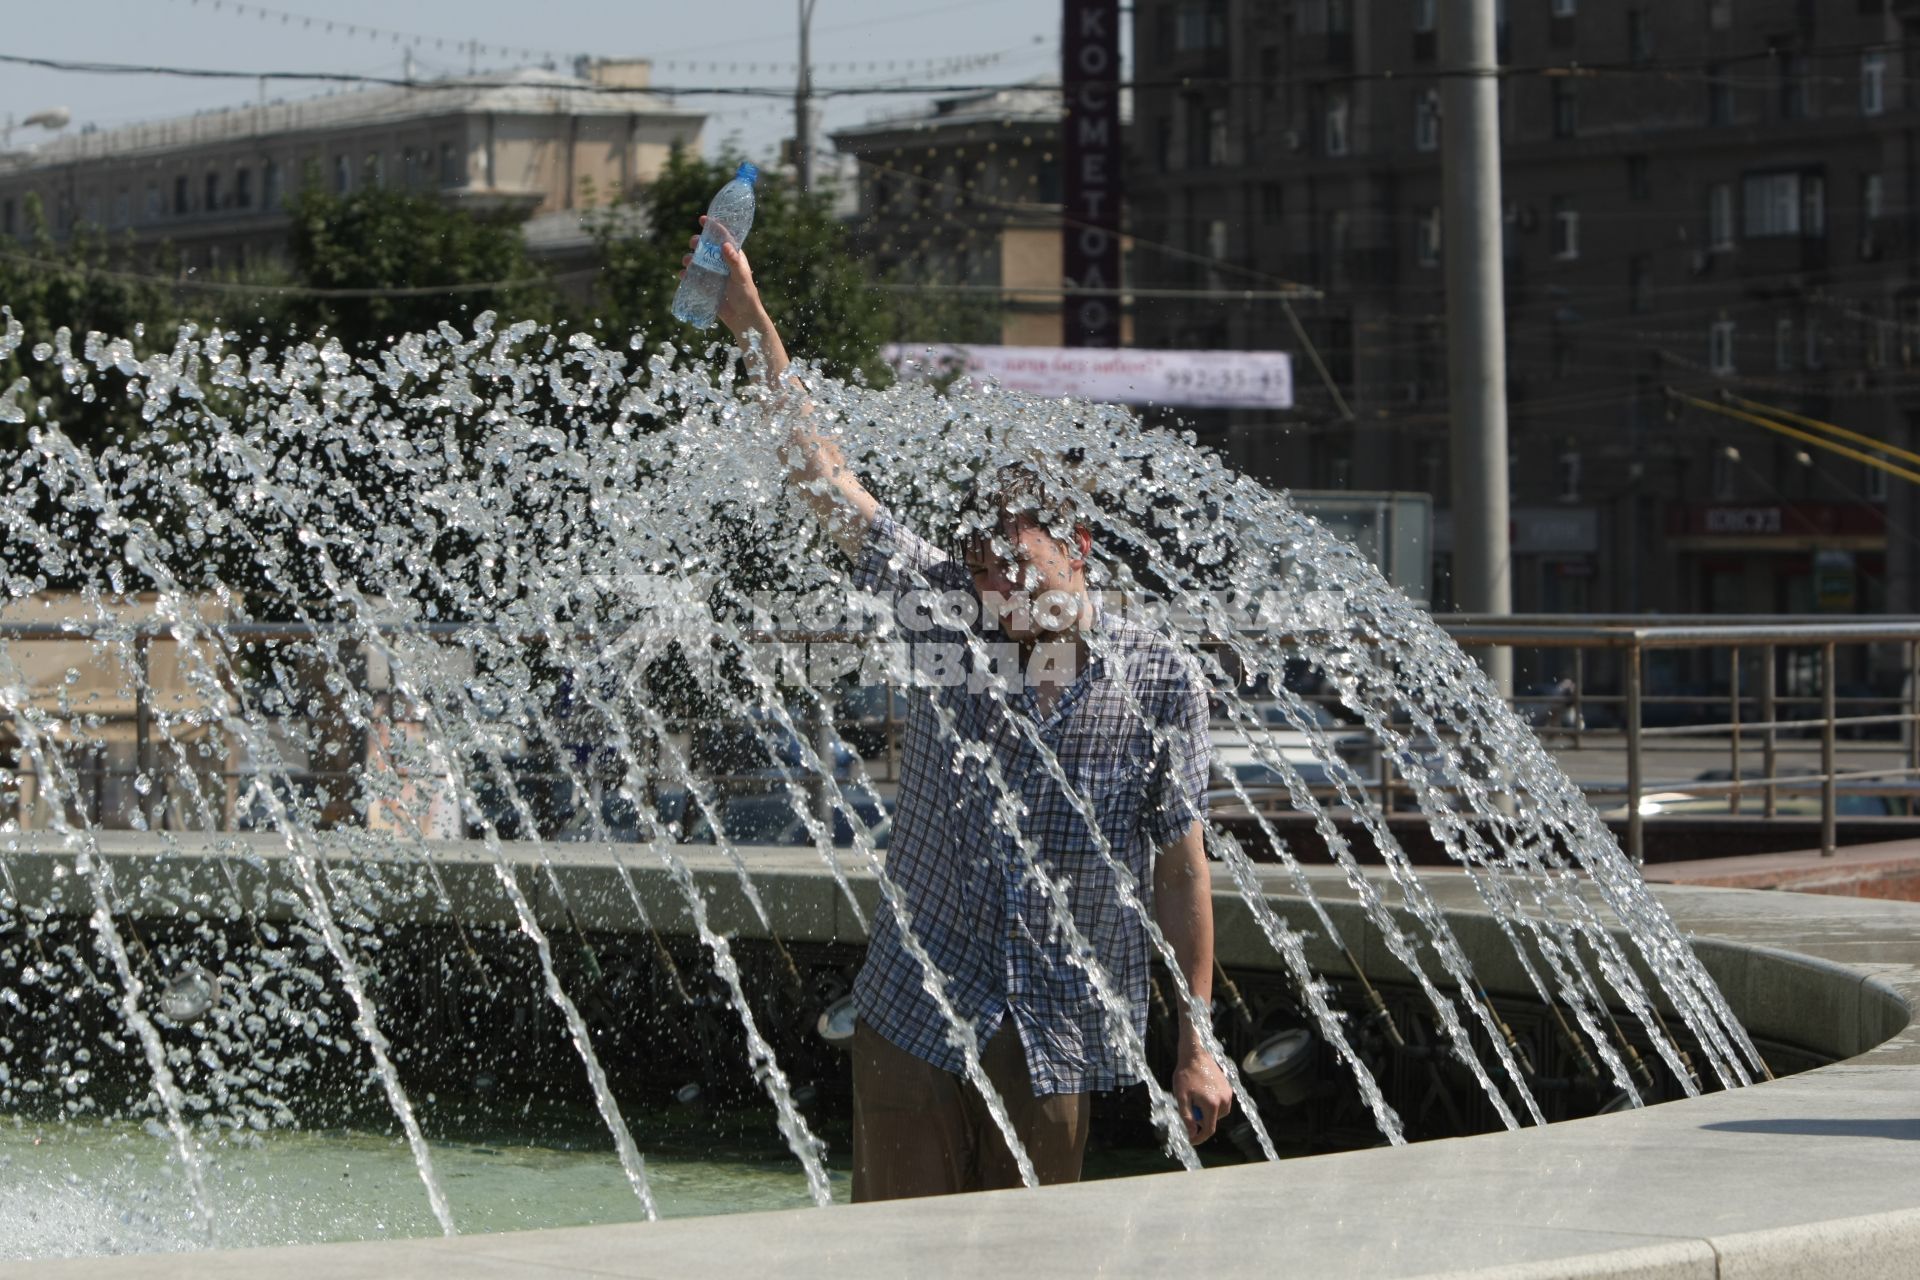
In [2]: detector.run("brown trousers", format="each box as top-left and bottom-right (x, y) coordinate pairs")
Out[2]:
(851, 1019), (1090, 1203)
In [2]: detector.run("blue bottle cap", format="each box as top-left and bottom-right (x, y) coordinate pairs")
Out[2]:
(736, 162), (760, 185)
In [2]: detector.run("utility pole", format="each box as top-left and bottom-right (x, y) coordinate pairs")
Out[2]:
(1440, 0), (1513, 698)
(795, 0), (819, 193)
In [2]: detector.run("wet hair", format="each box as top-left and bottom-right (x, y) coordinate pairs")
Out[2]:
(954, 453), (1090, 566)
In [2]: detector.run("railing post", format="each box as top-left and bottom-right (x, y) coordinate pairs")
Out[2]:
(1822, 641), (1837, 857)
(1626, 643), (1644, 866)
(1909, 639), (1919, 818)
(1728, 646), (1742, 816)
(1572, 646), (1586, 749)
(134, 631), (155, 830)
(1762, 645), (1778, 820)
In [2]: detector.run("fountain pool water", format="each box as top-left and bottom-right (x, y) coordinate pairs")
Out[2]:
(0, 309), (1767, 1258)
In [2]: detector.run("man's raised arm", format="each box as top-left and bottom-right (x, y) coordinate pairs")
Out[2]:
(685, 227), (879, 560)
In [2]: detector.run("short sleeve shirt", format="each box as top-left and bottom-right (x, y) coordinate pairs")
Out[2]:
(850, 509), (1211, 1096)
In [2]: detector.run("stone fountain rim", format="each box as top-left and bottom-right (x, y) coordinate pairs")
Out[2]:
(8, 835), (1920, 1279)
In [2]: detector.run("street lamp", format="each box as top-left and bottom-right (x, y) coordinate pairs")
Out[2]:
(2, 106), (72, 150)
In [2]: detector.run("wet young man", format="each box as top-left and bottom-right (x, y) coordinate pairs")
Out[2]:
(682, 231), (1231, 1201)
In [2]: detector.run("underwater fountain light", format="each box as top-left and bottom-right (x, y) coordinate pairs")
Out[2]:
(157, 964), (220, 1023)
(674, 1082), (704, 1106)
(1242, 1028), (1316, 1106)
(815, 996), (857, 1048)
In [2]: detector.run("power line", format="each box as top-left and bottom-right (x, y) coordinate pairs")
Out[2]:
(9, 37), (1918, 102)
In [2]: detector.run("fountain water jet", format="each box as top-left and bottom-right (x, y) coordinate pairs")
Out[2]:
(0, 305), (1764, 1256)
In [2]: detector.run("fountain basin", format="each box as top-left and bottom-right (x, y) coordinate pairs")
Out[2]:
(7, 833), (1920, 1278)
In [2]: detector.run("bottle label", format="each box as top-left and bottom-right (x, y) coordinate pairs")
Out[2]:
(693, 238), (729, 272)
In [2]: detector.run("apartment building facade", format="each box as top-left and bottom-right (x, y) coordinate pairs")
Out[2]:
(1130, 0), (1914, 621)
(0, 62), (703, 277)
(831, 84), (1071, 346)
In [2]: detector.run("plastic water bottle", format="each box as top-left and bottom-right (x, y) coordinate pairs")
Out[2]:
(671, 162), (760, 329)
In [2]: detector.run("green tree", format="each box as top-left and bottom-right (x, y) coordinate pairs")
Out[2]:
(592, 148), (892, 383)
(282, 180), (556, 353)
(0, 193), (185, 450)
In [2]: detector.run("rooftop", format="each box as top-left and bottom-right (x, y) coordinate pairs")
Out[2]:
(0, 67), (698, 175)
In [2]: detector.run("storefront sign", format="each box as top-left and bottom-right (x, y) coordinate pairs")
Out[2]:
(1672, 503), (1885, 540)
(1062, 0), (1123, 347)
(885, 344), (1294, 408)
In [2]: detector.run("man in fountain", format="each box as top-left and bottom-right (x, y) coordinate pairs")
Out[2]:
(683, 232), (1233, 1201)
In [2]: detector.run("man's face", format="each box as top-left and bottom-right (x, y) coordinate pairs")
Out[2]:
(962, 512), (1090, 641)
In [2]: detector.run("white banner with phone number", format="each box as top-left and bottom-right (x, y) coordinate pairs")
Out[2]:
(884, 344), (1294, 410)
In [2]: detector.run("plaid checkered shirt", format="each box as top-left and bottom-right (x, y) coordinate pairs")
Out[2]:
(850, 509), (1211, 1096)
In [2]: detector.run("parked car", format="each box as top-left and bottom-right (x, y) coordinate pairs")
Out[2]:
(678, 786), (894, 850)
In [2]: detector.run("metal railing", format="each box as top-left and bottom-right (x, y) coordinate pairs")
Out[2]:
(1443, 617), (1920, 861)
(4, 616), (1916, 863)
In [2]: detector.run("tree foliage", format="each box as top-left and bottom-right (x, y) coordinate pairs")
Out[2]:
(592, 148), (893, 383)
(282, 181), (555, 353)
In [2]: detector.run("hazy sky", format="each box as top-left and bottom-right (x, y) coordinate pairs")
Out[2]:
(3, 0), (1065, 163)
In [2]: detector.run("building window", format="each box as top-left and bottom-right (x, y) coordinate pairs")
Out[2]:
(174, 174), (189, 214)
(204, 171), (220, 211)
(1779, 54), (1810, 121)
(1709, 182), (1735, 250)
(440, 142), (461, 187)
(1867, 454), (1889, 502)
(263, 160), (280, 210)
(1627, 9), (1651, 65)
(1558, 451), (1582, 503)
(1629, 254), (1653, 313)
(1552, 80), (1578, 138)
(1862, 52), (1886, 117)
(1551, 196), (1579, 259)
(1261, 183), (1284, 224)
(1417, 207), (1442, 267)
(1174, 2), (1225, 51)
(1707, 66), (1732, 125)
(1413, 0), (1436, 32)
(365, 152), (383, 187)
(1627, 154), (1650, 201)
(143, 183), (160, 221)
(1743, 171), (1823, 238)
(1801, 173), (1826, 236)
(1805, 317), (1825, 370)
(1551, 0), (1575, 16)
(1710, 0), (1732, 29)
(334, 154), (351, 194)
(112, 189), (130, 227)
(1864, 172), (1885, 222)
(1776, 317), (1796, 370)
(1206, 106), (1230, 166)
(235, 166), (252, 209)
(1710, 319), (1736, 374)
(1415, 90), (1440, 152)
(1712, 444), (1738, 500)
(1324, 91), (1350, 156)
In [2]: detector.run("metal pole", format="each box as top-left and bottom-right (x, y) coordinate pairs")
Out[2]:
(1822, 641), (1837, 857)
(795, 0), (816, 193)
(1626, 644), (1644, 866)
(1440, 0), (1513, 700)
